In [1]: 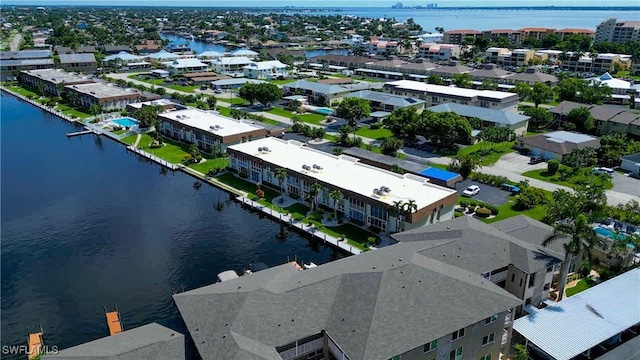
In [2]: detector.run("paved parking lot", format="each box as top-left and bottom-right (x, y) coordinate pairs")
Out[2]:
(455, 180), (511, 206)
(612, 173), (640, 197)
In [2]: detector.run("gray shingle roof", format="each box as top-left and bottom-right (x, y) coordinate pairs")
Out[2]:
(44, 322), (187, 360)
(492, 215), (568, 256)
(391, 216), (563, 274)
(173, 239), (522, 360)
(428, 103), (530, 125)
(0, 50), (52, 59)
(621, 152), (640, 163)
(344, 90), (425, 108)
(59, 53), (96, 64)
(284, 80), (372, 95)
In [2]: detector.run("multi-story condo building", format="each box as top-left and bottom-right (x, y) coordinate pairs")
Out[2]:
(485, 47), (510, 63)
(210, 56), (254, 76)
(367, 39), (399, 55)
(19, 69), (94, 96)
(283, 80), (373, 106)
(555, 28), (595, 40)
(159, 108), (269, 152)
(383, 80), (520, 110)
(417, 44), (461, 61)
(496, 49), (535, 67)
(592, 53), (633, 73)
(59, 53), (97, 74)
(595, 18), (640, 44)
(227, 137), (459, 233)
(443, 29), (481, 44)
(243, 60), (288, 80)
(65, 82), (142, 111)
(482, 29), (521, 44)
(344, 90), (426, 113)
(519, 27), (555, 41)
(0, 50), (54, 80)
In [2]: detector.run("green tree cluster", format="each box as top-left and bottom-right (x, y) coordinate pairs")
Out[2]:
(555, 77), (612, 104)
(238, 83), (282, 106)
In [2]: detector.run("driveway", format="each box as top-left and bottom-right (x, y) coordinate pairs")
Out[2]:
(455, 180), (511, 206)
(611, 173), (640, 197)
(491, 153), (547, 174)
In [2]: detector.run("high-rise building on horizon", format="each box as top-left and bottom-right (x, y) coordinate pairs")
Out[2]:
(595, 17), (640, 44)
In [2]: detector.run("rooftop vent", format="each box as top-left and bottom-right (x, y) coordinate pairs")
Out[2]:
(263, 147), (270, 152)
(312, 164), (323, 170)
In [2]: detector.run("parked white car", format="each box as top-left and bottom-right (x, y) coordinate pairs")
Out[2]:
(592, 167), (614, 175)
(462, 185), (480, 197)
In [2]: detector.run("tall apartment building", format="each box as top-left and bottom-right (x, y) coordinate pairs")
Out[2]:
(595, 18), (640, 44)
(443, 29), (481, 44)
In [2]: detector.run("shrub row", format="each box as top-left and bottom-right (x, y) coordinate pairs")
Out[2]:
(459, 199), (499, 215)
(292, 122), (326, 139)
(475, 207), (492, 217)
(469, 173), (511, 188)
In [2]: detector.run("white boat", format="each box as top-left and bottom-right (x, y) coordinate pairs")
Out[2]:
(303, 262), (318, 269)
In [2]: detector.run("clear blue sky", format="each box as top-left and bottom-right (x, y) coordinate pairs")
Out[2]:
(5, 0), (640, 6)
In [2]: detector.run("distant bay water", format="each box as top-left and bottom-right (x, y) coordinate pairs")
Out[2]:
(0, 93), (338, 359)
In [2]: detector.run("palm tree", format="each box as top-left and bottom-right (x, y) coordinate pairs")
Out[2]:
(329, 189), (343, 219)
(274, 168), (288, 198)
(306, 182), (323, 211)
(402, 200), (418, 229)
(611, 233), (640, 269)
(543, 212), (607, 301)
(390, 200), (405, 232)
(90, 104), (103, 117)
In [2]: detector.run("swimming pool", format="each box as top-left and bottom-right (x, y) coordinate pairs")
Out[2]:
(112, 117), (139, 127)
(594, 226), (627, 241)
(313, 107), (334, 115)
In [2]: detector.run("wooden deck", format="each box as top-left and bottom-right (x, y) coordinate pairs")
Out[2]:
(105, 311), (122, 336)
(27, 332), (43, 359)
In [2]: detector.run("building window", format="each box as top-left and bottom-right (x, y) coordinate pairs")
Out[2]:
(544, 283), (551, 291)
(480, 354), (492, 360)
(452, 328), (465, 340)
(485, 314), (498, 325)
(390, 356), (401, 360)
(482, 333), (495, 346)
(546, 266), (553, 273)
(511, 274), (515, 282)
(449, 346), (463, 360)
(528, 273), (536, 288)
(423, 340), (437, 353)
(519, 278), (523, 287)
(525, 298), (532, 306)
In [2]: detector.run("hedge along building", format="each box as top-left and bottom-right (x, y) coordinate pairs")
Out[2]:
(227, 137), (459, 234)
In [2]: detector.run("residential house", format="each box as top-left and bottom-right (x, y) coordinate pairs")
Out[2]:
(102, 45), (132, 55)
(503, 67), (559, 86)
(227, 137), (459, 233)
(164, 42), (191, 53)
(443, 29), (481, 44)
(416, 32), (445, 43)
(282, 80), (374, 106)
(428, 103), (530, 136)
(0, 50), (53, 80)
(620, 153), (640, 175)
(146, 50), (180, 63)
(165, 58), (208, 74)
(182, 72), (231, 84)
(513, 269), (640, 360)
(102, 52), (148, 70)
(516, 131), (601, 160)
(229, 48), (259, 59)
(417, 44), (461, 61)
(243, 60), (288, 80)
(134, 40), (162, 54)
(196, 50), (224, 60)
(344, 90), (426, 113)
(211, 57), (254, 77)
(429, 61), (474, 79)
(383, 80), (520, 110)
(65, 82), (142, 111)
(19, 68), (94, 96)
(595, 18), (640, 44)
(159, 109), (268, 152)
(59, 53), (97, 73)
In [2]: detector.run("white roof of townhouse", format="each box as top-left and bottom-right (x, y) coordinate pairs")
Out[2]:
(243, 60), (287, 70)
(66, 82), (140, 98)
(212, 56), (254, 65)
(22, 68), (92, 84)
(160, 109), (264, 137)
(127, 98), (179, 110)
(228, 137), (457, 209)
(169, 58), (209, 68)
(385, 80), (516, 100)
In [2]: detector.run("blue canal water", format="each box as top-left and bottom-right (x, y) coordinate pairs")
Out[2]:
(0, 93), (339, 358)
(160, 33), (349, 58)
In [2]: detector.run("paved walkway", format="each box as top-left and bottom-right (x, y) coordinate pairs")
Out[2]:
(9, 32), (21, 51)
(132, 133), (142, 148)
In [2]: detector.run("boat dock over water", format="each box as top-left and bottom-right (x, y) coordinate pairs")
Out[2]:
(27, 327), (44, 360)
(104, 306), (123, 336)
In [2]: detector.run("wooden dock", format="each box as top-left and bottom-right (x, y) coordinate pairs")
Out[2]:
(66, 130), (94, 137)
(27, 331), (43, 359)
(105, 306), (123, 336)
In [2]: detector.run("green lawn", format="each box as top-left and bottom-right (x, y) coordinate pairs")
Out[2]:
(355, 126), (392, 140)
(428, 163), (449, 170)
(216, 97), (251, 105)
(6, 83), (39, 98)
(127, 74), (164, 86)
(167, 84), (198, 93)
(114, 129), (128, 135)
(268, 108), (327, 125)
(126, 75), (197, 93)
(189, 157), (229, 174)
(614, 70), (640, 81)
(130, 133), (191, 164)
(566, 278), (596, 297)
(481, 195), (548, 223)
(522, 168), (613, 190)
(457, 141), (515, 166)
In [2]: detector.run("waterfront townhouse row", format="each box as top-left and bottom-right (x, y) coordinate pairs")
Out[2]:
(0, 49), (54, 80)
(382, 79), (520, 111)
(44, 215), (576, 360)
(20, 68), (94, 96)
(443, 27), (595, 45)
(227, 137), (459, 234)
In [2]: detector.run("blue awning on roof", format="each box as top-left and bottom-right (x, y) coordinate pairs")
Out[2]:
(418, 167), (460, 181)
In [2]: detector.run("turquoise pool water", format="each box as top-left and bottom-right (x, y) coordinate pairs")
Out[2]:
(314, 108), (333, 115)
(594, 226), (627, 241)
(112, 117), (139, 127)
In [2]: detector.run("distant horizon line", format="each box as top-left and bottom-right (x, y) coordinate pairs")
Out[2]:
(2, 4), (640, 9)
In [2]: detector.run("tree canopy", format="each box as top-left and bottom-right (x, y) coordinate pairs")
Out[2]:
(523, 107), (553, 131)
(238, 83), (282, 106)
(336, 97), (371, 130)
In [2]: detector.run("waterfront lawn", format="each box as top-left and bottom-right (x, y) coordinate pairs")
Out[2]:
(566, 278), (596, 297)
(189, 157), (229, 175)
(55, 104), (91, 119)
(216, 173), (279, 203)
(122, 134), (138, 145)
(457, 141), (514, 166)
(355, 126), (392, 140)
(6, 83), (39, 98)
(135, 133), (191, 164)
(522, 167), (613, 190)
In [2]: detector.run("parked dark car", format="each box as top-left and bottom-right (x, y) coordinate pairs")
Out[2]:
(529, 156), (545, 164)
